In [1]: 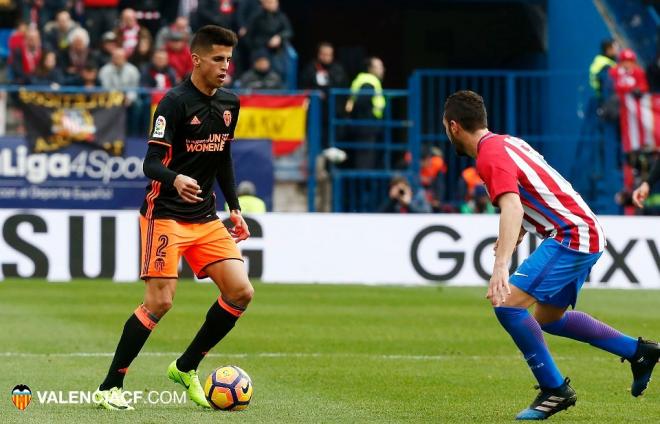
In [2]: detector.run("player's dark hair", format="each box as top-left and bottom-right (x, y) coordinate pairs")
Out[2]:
(190, 25), (238, 53)
(443, 90), (488, 132)
(601, 39), (615, 55)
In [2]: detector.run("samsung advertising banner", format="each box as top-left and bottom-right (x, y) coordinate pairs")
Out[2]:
(0, 211), (658, 288)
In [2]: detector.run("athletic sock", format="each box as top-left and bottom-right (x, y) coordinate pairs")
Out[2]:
(176, 296), (245, 372)
(541, 310), (638, 359)
(99, 304), (160, 390)
(494, 306), (565, 389)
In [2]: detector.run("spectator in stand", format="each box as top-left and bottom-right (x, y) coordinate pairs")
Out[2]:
(120, 0), (163, 37)
(84, 0), (120, 48)
(237, 49), (283, 89)
(8, 20), (27, 53)
(164, 31), (193, 82)
(59, 27), (99, 85)
(300, 41), (347, 147)
(128, 29), (153, 70)
(43, 9), (79, 55)
(100, 47), (142, 134)
(344, 57), (386, 169)
(589, 39), (618, 99)
(195, 0), (238, 31)
(10, 27), (42, 84)
(419, 146), (451, 212)
(608, 48), (649, 98)
(245, 0), (292, 76)
(116, 8), (150, 58)
(98, 31), (119, 66)
(154, 16), (191, 49)
(28, 50), (64, 87)
(236, 0), (260, 37)
(68, 59), (101, 88)
(225, 181), (267, 213)
(99, 48), (140, 102)
(140, 49), (177, 89)
(300, 42), (347, 97)
(460, 184), (496, 214)
(379, 175), (431, 214)
(26, 0), (68, 26)
(21, 0), (53, 28)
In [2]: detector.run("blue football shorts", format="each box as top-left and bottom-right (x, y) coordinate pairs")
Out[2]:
(509, 237), (603, 308)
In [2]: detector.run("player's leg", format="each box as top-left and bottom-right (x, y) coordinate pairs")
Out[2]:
(95, 217), (181, 410)
(500, 239), (579, 420)
(536, 302), (660, 397)
(176, 259), (253, 373)
(167, 220), (252, 407)
(535, 302), (638, 359)
(96, 278), (176, 409)
(496, 287), (566, 391)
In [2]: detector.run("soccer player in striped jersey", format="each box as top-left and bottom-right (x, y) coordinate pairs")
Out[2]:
(443, 90), (660, 420)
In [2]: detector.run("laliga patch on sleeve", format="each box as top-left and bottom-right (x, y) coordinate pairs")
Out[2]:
(153, 116), (166, 138)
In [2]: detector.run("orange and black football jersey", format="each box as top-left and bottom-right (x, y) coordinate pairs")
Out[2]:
(140, 78), (240, 222)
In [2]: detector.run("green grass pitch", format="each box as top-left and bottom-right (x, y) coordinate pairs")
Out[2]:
(1, 279), (659, 423)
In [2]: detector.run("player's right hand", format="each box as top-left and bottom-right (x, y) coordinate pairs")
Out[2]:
(487, 264), (511, 307)
(174, 174), (203, 203)
(632, 181), (650, 208)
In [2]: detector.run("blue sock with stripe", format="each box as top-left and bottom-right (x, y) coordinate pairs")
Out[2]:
(541, 311), (638, 359)
(494, 306), (565, 389)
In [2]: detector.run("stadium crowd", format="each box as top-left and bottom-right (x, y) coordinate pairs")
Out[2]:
(588, 39), (659, 214)
(2, 0), (329, 91)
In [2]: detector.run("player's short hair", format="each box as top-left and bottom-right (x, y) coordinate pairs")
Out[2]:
(190, 25), (238, 53)
(443, 90), (488, 132)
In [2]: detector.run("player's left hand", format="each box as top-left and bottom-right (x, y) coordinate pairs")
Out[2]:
(229, 210), (250, 243)
(487, 264), (511, 307)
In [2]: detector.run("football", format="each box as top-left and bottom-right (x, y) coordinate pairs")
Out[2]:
(204, 365), (253, 411)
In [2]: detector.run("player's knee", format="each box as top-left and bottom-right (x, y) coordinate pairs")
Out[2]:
(149, 298), (173, 317)
(237, 285), (254, 306)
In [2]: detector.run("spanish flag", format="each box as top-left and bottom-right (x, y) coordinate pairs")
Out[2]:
(11, 385), (32, 410)
(235, 94), (308, 156)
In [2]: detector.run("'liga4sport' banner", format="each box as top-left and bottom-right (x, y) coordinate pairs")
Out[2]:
(150, 92), (308, 157)
(620, 93), (660, 153)
(19, 89), (127, 156)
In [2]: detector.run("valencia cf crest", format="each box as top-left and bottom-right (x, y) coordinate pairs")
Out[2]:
(11, 385), (32, 410)
(223, 110), (232, 127)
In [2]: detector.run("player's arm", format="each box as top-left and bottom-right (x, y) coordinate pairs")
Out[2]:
(633, 160), (659, 208)
(143, 144), (202, 203)
(145, 95), (202, 203)
(216, 138), (250, 242)
(489, 193), (524, 306)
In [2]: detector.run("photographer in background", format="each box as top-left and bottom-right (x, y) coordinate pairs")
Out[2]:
(379, 175), (431, 214)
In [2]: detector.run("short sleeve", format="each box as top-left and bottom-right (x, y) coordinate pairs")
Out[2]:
(477, 147), (519, 206)
(148, 95), (179, 147)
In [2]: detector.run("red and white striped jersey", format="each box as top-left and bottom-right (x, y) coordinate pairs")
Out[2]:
(476, 132), (606, 253)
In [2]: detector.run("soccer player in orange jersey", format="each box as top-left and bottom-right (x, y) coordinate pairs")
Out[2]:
(94, 25), (253, 410)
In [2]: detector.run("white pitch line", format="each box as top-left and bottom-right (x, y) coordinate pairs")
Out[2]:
(0, 351), (607, 361)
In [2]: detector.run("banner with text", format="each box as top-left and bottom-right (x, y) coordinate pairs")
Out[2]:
(0, 212), (658, 288)
(19, 90), (127, 155)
